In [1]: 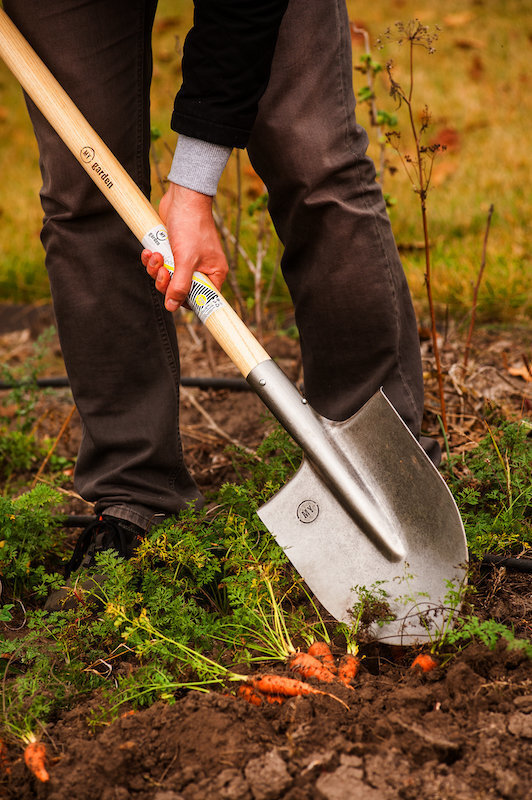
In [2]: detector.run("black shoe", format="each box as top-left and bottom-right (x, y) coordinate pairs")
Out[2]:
(65, 515), (144, 578)
(44, 515), (144, 612)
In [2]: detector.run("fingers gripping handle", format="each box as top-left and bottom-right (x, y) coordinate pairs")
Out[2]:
(141, 225), (222, 325)
(139, 225), (268, 374)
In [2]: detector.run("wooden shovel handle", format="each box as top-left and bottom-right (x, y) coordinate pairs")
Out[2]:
(0, 8), (270, 378)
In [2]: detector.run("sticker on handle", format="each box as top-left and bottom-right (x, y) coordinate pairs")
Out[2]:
(141, 225), (174, 272)
(187, 273), (223, 323)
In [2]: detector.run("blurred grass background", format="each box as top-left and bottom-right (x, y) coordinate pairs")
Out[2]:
(0, 0), (530, 326)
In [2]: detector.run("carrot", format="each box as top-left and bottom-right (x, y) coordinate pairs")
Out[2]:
(411, 653), (438, 673)
(24, 740), (49, 782)
(289, 652), (336, 683)
(0, 739), (11, 775)
(249, 674), (324, 698)
(307, 641), (337, 673)
(337, 653), (360, 686)
(263, 693), (286, 706)
(247, 675), (349, 710)
(238, 684), (288, 707)
(238, 685), (264, 707)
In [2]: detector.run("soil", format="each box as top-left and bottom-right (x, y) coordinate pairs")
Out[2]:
(1, 304), (531, 800)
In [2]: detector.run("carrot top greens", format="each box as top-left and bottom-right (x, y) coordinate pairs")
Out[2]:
(1, 419), (531, 742)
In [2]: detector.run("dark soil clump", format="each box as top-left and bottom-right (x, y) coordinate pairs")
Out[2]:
(4, 632), (531, 800)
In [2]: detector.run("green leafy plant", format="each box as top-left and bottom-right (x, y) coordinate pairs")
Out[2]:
(352, 25), (398, 199)
(0, 430), (42, 482)
(0, 328), (73, 489)
(0, 485), (65, 597)
(441, 614), (532, 658)
(346, 582), (395, 638)
(447, 419), (532, 557)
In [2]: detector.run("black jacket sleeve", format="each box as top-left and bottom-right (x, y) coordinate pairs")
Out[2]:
(171, 1), (289, 149)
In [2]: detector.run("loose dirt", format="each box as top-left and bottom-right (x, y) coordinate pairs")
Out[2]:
(3, 631), (532, 800)
(1, 305), (531, 799)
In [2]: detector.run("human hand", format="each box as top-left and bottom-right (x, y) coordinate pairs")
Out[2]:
(141, 183), (228, 312)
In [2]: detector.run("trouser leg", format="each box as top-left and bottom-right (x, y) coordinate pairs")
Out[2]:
(247, 0), (430, 452)
(4, 0), (202, 526)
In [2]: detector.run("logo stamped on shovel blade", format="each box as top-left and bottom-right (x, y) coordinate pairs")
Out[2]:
(297, 500), (319, 523)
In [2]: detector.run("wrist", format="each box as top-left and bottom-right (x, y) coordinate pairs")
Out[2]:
(165, 181), (213, 209)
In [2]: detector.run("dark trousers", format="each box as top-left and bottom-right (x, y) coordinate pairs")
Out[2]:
(4, 0), (429, 530)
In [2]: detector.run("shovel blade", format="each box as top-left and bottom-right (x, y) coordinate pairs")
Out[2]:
(257, 391), (467, 644)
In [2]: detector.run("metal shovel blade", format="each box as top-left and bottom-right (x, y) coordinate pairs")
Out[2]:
(257, 390), (468, 644)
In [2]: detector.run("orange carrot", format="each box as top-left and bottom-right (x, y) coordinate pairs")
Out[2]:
(24, 740), (49, 782)
(263, 693), (286, 706)
(249, 675), (321, 697)
(307, 641), (337, 673)
(337, 653), (360, 686)
(289, 652), (336, 683)
(411, 653), (438, 672)
(238, 685), (264, 707)
(245, 675), (349, 709)
(238, 684), (287, 707)
(0, 740), (11, 775)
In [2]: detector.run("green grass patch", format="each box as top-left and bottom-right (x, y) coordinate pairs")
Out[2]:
(0, 0), (530, 321)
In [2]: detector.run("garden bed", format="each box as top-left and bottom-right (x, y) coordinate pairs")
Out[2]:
(1, 309), (531, 800)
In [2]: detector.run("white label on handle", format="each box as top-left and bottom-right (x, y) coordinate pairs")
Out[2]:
(187, 272), (223, 324)
(141, 230), (221, 323)
(141, 225), (174, 272)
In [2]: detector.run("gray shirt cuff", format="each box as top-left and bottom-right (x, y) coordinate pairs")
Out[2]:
(168, 135), (232, 196)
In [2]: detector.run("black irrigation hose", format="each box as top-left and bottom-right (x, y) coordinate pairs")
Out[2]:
(0, 375), (251, 391)
(57, 516), (532, 574)
(476, 554), (532, 574)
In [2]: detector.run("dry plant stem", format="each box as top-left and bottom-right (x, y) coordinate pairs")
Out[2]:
(399, 39), (448, 431)
(222, 149), (248, 322)
(185, 320), (202, 349)
(263, 238), (282, 310)
(233, 150), (243, 273)
(254, 212), (265, 339)
(180, 425), (228, 447)
(214, 207), (254, 285)
(463, 204), (494, 368)
(214, 206), (258, 275)
(151, 144), (167, 197)
(31, 403), (76, 488)
(422, 202), (447, 432)
(204, 330), (217, 375)
(180, 387), (259, 458)
(214, 195), (273, 340)
(252, 205), (273, 341)
(213, 201), (248, 318)
(213, 146), (280, 339)
(29, 408), (51, 439)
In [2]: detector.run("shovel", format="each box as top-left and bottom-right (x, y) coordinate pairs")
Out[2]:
(0, 9), (468, 643)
